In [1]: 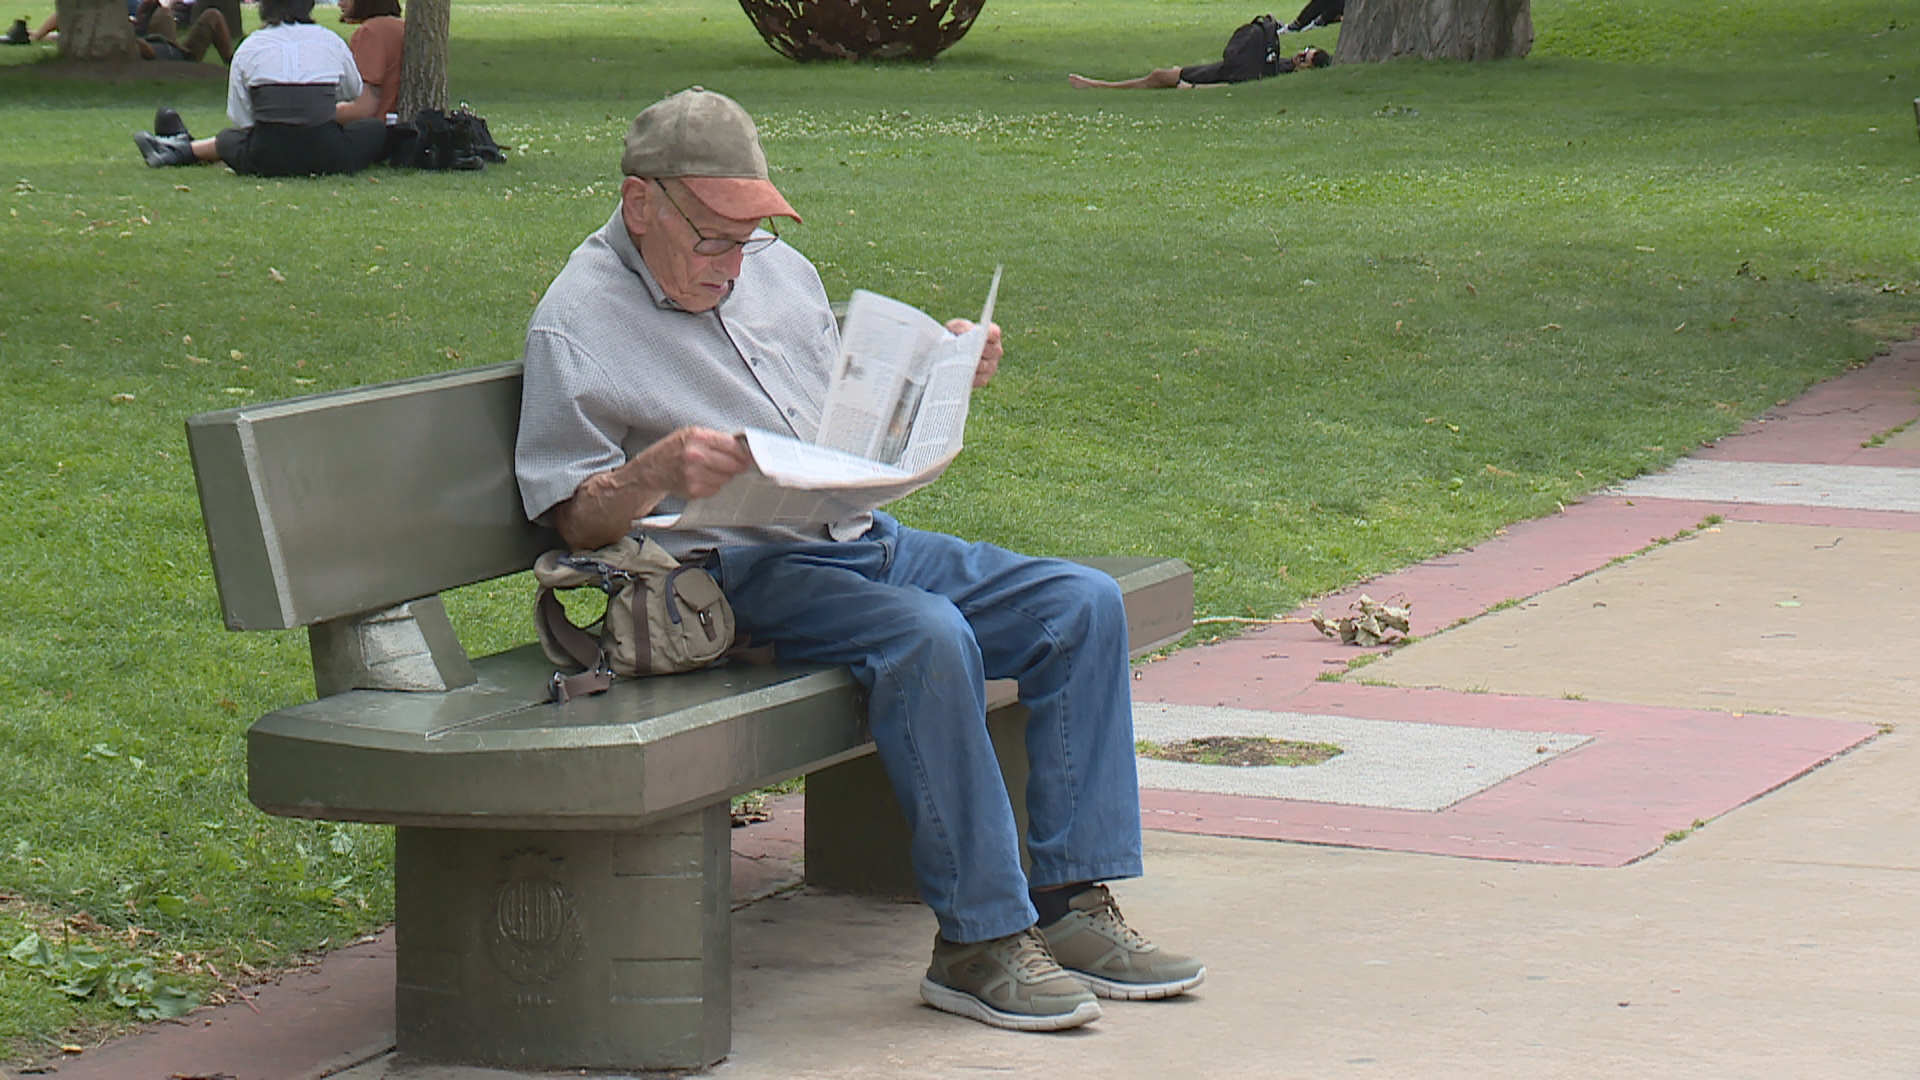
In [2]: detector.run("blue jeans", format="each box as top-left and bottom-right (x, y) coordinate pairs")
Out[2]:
(714, 513), (1144, 943)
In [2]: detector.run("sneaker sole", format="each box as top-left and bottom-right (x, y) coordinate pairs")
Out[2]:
(919, 978), (1103, 1031)
(1068, 966), (1206, 1001)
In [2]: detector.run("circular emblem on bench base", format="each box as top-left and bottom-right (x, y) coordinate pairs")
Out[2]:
(486, 850), (584, 985)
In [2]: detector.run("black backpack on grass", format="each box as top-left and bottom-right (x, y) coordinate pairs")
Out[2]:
(1219, 14), (1283, 81)
(387, 106), (506, 171)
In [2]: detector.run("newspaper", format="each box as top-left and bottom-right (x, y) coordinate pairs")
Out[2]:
(641, 267), (1002, 531)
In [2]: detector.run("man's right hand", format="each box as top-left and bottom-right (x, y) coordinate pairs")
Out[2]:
(636, 426), (755, 499)
(554, 426), (754, 550)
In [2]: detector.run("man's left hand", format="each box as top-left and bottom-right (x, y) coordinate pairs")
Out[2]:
(947, 319), (1003, 388)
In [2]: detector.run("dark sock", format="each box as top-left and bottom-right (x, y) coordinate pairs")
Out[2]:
(1031, 882), (1093, 927)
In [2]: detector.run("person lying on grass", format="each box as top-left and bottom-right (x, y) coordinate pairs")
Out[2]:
(132, 0), (386, 177)
(1070, 44), (1330, 90)
(18, 0), (235, 53)
(131, 0), (235, 64)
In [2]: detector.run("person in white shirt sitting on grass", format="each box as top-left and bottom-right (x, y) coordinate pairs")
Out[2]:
(132, 0), (387, 177)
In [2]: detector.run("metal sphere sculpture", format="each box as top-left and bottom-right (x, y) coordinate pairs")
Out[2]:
(738, 0), (986, 61)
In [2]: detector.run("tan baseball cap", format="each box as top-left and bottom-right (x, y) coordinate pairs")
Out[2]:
(621, 87), (801, 224)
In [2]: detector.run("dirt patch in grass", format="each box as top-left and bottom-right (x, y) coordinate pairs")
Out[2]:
(1137, 735), (1343, 768)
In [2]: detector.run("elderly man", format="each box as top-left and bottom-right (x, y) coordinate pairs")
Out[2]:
(514, 87), (1204, 1033)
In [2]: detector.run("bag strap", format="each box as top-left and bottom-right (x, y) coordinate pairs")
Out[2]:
(535, 587), (616, 702)
(535, 587), (601, 669)
(534, 567), (663, 697)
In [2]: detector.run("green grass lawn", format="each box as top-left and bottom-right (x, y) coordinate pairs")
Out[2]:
(1, 0), (1917, 1059)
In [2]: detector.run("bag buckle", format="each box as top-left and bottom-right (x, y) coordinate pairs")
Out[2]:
(549, 660), (615, 703)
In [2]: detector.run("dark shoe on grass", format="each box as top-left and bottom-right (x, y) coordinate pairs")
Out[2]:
(154, 107), (189, 139)
(133, 130), (194, 168)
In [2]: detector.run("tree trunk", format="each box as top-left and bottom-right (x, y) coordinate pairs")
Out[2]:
(395, 0), (449, 116)
(54, 0), (138, 61)
(1336, 0), (1533, 63)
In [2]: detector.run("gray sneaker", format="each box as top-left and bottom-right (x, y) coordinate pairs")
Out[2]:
(133, 130), (194, 168)
(920, 927), (1102, 1031)
(1037, 885), (1206, 1000)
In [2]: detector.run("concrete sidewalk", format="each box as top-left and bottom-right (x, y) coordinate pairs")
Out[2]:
(13, 343), (1919, 1079)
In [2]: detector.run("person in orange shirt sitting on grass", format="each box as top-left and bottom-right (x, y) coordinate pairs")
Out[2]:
(338, 0), (403, 118)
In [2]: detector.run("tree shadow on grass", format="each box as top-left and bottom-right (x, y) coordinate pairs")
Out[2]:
(0, 56), (226, 83)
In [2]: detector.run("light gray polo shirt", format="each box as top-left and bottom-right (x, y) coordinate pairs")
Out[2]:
(516, 208), (864, 560)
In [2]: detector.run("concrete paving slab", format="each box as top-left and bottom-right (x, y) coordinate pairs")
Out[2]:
(1355, 521), (1919, 726)
(1133, 703), (1590, 810)
(1700, 498), (1920, 532)
(700, 822), (1920, 1080)
(1611, 460), (1920, 512)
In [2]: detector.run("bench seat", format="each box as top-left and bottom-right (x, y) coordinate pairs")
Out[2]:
(250, 556), (1190, 833)
(251, 648), (868, 831)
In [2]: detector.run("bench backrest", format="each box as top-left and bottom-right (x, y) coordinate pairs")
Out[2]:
(187, 362), (555, 631)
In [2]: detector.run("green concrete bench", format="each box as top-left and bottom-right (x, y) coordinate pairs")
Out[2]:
(185, 362), (1193, 1072)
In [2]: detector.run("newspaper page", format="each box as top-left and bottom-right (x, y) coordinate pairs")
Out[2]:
(641, 269), (1002, 531)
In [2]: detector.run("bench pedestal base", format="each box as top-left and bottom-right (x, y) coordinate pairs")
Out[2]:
(392, 807), (731, 1070)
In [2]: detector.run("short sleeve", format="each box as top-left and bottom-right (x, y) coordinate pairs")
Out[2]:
(349, 21), (396, 89)
(334, 36), (364, 103)
(225, 43), (252, 126)
(515, 327), (633, 523)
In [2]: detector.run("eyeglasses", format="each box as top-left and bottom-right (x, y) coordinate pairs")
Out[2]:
(654, 179), (779, 257)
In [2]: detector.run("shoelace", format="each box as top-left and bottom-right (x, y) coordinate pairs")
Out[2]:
(1082, 887), (1151, 949)
(993, 928), (1066, 980)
